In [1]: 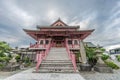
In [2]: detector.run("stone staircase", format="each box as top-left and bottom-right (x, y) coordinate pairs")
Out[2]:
(37, 48), (75, 73)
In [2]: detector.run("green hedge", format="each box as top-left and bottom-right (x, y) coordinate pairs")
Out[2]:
(105, 61), (119, 69)
(116, 55), (120, 62)
(101, 54), (109, 61)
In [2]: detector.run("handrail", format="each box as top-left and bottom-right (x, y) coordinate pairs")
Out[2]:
(43, 42), (51, 59)
(36, 53), (43, 72)
(35, 40), (51, 72)
(71, 52), (77, 72)
(66, 41), (77, 72)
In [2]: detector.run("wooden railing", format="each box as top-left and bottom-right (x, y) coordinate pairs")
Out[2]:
(30, 43), (45, 48)
(67, 44), (80, 48)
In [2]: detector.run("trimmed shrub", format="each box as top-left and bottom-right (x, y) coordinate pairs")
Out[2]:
(0, 63), (4, 69)
(76, 52), (80, 62)
(15, 55), (21, 62)
(105, 61), (119, 69)
(26, 62), (31, 66)
(101, 54), (109, 61)
(23, 57), (30, 63)
(116, 55), (120, 62)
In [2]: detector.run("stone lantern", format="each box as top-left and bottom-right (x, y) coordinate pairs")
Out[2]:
(95, 49), (105, 65)
(94, 45), (113, 73)
(9, 57), (17, 66)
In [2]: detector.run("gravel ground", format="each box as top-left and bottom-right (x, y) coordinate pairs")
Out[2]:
(79, 59), (120, 80)
(0, 70), (22, 80)
(0, 68), (30, 80)
(80, 69), (120, 80)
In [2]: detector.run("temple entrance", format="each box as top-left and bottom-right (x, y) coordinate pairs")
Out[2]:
(52, 36), (65, 47)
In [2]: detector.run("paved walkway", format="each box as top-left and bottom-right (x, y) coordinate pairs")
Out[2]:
(4, 68), (85, 80)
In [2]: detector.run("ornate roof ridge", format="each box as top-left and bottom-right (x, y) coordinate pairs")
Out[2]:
(50, 18), (68, 26)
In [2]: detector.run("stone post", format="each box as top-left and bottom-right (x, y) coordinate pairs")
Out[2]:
(79, 39), (91, 71)
(79, 40), (87, 63)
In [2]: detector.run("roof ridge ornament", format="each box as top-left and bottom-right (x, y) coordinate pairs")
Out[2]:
(51, 18), (68, 27)
(58, 17), (61, 20)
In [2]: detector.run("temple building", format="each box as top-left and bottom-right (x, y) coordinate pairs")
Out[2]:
(23, 19), (94, 72)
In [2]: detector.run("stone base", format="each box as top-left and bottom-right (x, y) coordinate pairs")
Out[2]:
(94, 64), (113, 73)
(80, 63), (92, 71)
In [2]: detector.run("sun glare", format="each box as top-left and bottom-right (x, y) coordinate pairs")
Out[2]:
(47, 10), (57, 19)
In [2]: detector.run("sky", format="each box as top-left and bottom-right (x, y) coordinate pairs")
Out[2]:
(0, 0), (120, 51)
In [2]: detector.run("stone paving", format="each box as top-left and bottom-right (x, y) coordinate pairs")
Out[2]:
(2, 67), (120, 80)
(4, 68), (85, 80)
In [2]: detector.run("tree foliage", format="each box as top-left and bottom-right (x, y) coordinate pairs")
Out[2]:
(0, 41), (12, 66)
(0, 41), (11, 57)
(15, 55), (21, 62)
(85, 47), (97, 67)
(85, 47), (97, 60)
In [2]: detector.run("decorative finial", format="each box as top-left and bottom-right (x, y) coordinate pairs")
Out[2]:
(58, 17), (61, 20)
(97, 44), (100, 49)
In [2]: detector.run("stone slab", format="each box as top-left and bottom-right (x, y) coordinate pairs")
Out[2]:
(94, 65), (113, 73)
(80, 64), (92, 71)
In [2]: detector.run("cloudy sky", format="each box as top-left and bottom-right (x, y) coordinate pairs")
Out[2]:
(0, 0), (120, 50)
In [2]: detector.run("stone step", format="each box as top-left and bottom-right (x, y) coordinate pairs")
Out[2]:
(49, 51), (66, 52)
(36, 47), (75, 73)
(33, 69), (75, 73)
(51, 48), (66, 50)
(49, 51), (67, 52)
(41, 62), (73, 65)
(42, 60), (71, 63)
(40, 64), (73, 67)
(40, 67), (74, 70)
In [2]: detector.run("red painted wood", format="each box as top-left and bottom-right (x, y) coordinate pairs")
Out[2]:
(24, 29), (94, 40)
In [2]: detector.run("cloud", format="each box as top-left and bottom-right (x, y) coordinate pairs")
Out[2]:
(0, 0), (120, 51)
(1, 0), (36, 28)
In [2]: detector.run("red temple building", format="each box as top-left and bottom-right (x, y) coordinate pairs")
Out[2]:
(23, 19), (94, 72)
